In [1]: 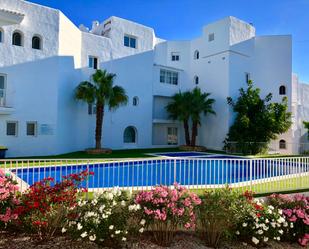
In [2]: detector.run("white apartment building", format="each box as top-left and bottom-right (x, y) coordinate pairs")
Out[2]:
(0, 0), (308, 157)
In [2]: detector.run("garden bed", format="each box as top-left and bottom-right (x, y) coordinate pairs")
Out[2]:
(0, 232), (305, 249)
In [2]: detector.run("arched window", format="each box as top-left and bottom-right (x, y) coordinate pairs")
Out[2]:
(32, 35), (42, 50)
(12, 31), (23, 46)
(194, 50), (199, 60)
(194, 76), (199, 85)
(279, 139), (286, 149)
(133, 96), (139, 106)
(0, 29), (3, 43)
(123, 126), (137, 143)
(279, 85), (286, 95)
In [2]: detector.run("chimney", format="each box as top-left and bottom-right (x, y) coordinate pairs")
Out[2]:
(91, 20), (100, 31)
(79, 24), (89, 32)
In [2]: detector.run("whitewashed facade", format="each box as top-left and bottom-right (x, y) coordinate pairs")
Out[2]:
(0, 0), (308, 157)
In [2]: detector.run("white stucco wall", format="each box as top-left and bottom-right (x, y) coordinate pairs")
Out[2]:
(0, 0), (302, 156)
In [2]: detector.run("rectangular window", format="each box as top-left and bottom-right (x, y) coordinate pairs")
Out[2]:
(171, 52), (180, 61)
(245, 72), (251, 83)
(88, 103), (97, 115)
(88, 56), (98, 69)
(124, 35), (137, 48)
(27, 122), (37, 136)
(6, 121), (18, 136)
(0, 74), (6, 106)
(208, 33), (215, 42)
(167, 127), (178, 145)
(159, 69), (178, 85)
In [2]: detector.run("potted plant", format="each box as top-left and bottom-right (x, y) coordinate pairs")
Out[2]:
(0, 146), (8, 159)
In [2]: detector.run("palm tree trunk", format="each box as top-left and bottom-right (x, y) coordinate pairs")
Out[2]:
(183, 119), (190, 146)
(95, 103), (104, 149)
(191, 121), (198, 147)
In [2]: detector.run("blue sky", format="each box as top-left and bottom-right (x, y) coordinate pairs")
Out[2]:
(30, 0), (309, 83)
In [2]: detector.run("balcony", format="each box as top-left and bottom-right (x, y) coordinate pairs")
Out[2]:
(0, 98), (14, 115)
(0, 8), (24, 26)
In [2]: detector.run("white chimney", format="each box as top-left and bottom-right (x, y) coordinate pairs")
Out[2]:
(79, 24), (89, 32)
(91, 20), (100, 31)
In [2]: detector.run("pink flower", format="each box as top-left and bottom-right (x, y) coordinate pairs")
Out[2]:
(289, 215), (297, 222)
(295, 209), (305, 219)
(283, 209), (292, 217)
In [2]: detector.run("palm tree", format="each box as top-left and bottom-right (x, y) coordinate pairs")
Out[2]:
(190, 88), (216, 147)
(75, 69), (128, 150)
(166, 91), (192, 146)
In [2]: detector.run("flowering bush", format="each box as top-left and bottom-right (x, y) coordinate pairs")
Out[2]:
(0, 169), (19, 228)
(197, 187), (250, 248)
(235, 192), (287, 247)
(135, 183), (201, 246)
(63, 188), (145, 248)
(17, 170), (92, 240)
(268, 193), (309, 247)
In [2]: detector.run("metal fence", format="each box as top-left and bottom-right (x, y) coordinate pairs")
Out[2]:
(1, 157), (309, 194)
(225, 141), (309, 155)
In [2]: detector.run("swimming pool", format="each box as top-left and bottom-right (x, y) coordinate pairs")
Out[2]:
(11, 157), (308, 189)
(154, 151), (242, 159)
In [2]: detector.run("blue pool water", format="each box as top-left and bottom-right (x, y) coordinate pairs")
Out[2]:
(156, 152), (209, 157)
(11, 158), (306, 188)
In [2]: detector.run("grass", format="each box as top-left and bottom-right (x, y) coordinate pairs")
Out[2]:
(10, 147), (183, 160)
(189, 175), (309, 196)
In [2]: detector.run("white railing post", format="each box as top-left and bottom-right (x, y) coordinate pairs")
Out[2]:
(173, 158), (177, 184)
(250, 159), (253, 191)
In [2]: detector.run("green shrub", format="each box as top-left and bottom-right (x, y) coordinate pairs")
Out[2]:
(64, 188), (145, 248)
(235, 196), (287, 247)
(196, 187), (249, 248)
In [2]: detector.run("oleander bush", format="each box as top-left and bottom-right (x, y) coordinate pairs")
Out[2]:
(267, 193), (309, 247)
(196, 187), (250, 248)
(134, 183), (201, 247)
(0, 169), (20, 228)
(235, 191), (288, 247)
(17, 170), (92, 241)
(63, 188), (145, 248)
(1, 172), (308, 249)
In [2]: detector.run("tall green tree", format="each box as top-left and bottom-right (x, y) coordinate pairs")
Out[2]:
(190, 88), (216, 146)
(166, 91), (192, 146)
(166, 88), (215, 147)
(224, 81), (292, 154)
(75, 69), (128, 150)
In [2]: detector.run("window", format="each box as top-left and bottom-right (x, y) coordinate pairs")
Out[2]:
(88, 56), (98, 69)
(279, 85), (286, 95)
(6, 121), (18, 136)
(194, 76), (199, 85)
(12, 31), (23, 46)
(27, 122), (37, 136)
(32, 36), (42, 50)
(171, 52), (180, 61)
(0, 75), (6, 106)
(0, 29), (3, 43)
(160, 69), (178, 85)
(124, 35), (137, 48)
(88, 103), (96, 115)
(123, 126), (137, 143)
(194, 50), (199, 60)
(245, 72), (251, 83)
(133, 96), (139, 106)
(208, 33), (215, 42)
(279, 139), (286, 149)
(167, 127), (178, 145)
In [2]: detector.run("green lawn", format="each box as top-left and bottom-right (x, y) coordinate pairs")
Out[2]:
(5, 146), (307, 160)
(10, 147), (184, 160)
